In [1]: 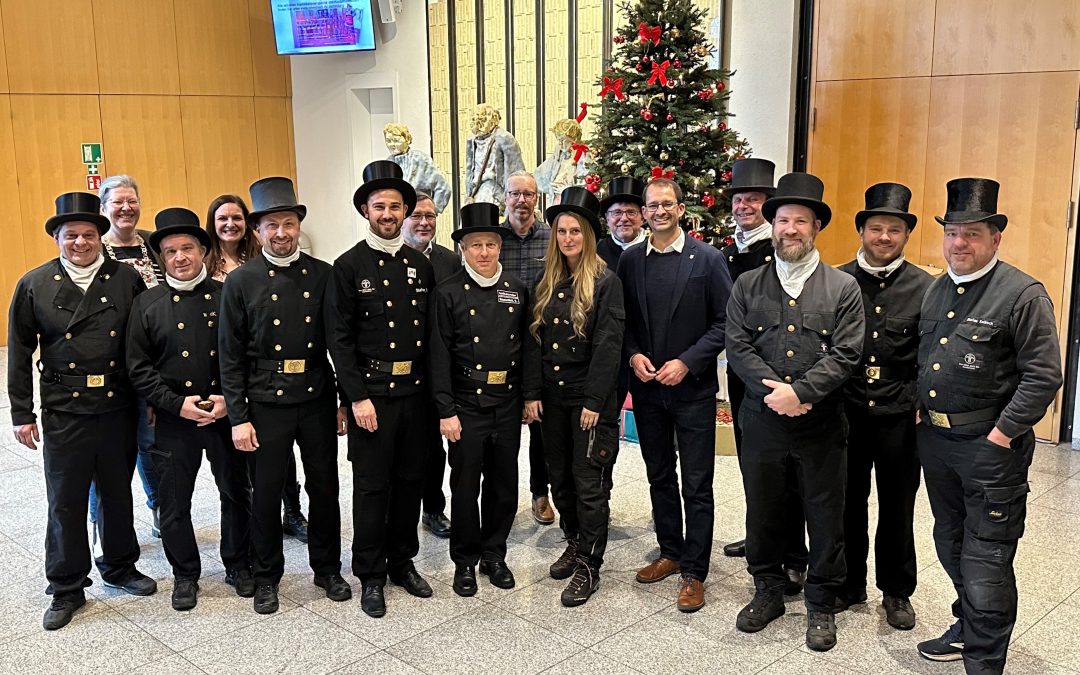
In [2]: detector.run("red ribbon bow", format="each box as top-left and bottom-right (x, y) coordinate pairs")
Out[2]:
(647, 60), (671, 87)
(638, 22), (661, 45)
(576, 102), (588, 123)
(599, 76), (627, 101)
(571, 143), (589, 162)
(650, 166), (674, 179)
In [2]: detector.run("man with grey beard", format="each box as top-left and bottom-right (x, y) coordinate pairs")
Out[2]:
(725, 173), (864, 652)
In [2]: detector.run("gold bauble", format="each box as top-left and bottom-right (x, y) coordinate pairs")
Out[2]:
(659, 151), (669, 161)
(621, 163), (630, 174)
(670, 28), (681, 39)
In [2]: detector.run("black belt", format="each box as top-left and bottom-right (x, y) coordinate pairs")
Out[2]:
(39, 368), (120, 388)
(255, 358), (316, 374)
(459, 365), (516, 385)
(364, 357), (415, 376)
(923, 406), (1000, 430)
(863, 364), (915, 381)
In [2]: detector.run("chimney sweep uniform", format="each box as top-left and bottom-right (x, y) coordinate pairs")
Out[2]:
(837, 183), (932, 619)
(219, 178), (345, 603)
(127, 208), (251, 594)
(429, 203), (527, 591)
(916, 178), (1061, 674)
(7, 193), (151, 622)
(524, 187), (625, 607)
(726, 173), (864, 643)
(326, 161), (436, 608)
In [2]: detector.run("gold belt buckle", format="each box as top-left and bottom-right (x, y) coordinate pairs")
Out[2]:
(86, 374), (104, 388)
(928, 410), (952, 429)
(486, 370), (507, 385)
(865, 366), (880, 380)
(392, 361), (412, 375)
(283, 359), (306, 374)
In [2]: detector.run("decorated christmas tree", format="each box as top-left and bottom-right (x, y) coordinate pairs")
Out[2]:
(586, 0), (750, 236)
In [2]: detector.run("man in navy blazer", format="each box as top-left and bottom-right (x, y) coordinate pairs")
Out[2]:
(616, 178), (732, 613)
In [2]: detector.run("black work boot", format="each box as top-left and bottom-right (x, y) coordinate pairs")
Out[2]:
(736, 583), (785, 633)
(282, 482), (309, 544)
(42, 595), (86, 630)
(806, 610), (837, 651)
(561, 562), (601, 607)
(549, 538), (579, 580)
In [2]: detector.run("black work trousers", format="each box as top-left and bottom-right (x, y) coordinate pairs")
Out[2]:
(154, 411), (251, 580)
(248, 395), (341, 585)
(422, 411), (448, 515)
(542, 395), (617, 568)
(447, 398), (521, 566)
(528, 420), (549, 497)
(741, 400), (847, 612)
(349, 393), (426, 585)
(43, 407), (139, 599)
(730, 369), (808, 571)
(842, 406), (920, 599)
(918, 423), (1034, 675)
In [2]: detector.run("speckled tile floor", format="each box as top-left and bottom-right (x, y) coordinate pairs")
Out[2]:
(2, 348), (1079, 674)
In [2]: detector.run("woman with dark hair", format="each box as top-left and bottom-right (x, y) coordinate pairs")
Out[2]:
(204, 194), (309, 555)
(205, 195), (261, 281)
(524, 186), (624, 608)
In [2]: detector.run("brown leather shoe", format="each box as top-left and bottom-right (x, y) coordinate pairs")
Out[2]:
(532, 495), (555, 525)
(677, 575), (705, 613)
(635, 557), (680, 584)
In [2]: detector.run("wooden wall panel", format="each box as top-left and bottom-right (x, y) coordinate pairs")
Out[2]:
(254, 96), (296, 181)
(93, 0), (180, 94)
(175, 0), (254, 96)
(180, 96), (260, 212)
(933, 0), (1080, 76)
(482, 0), (507, 114)
(811, 78), (932, 267)
(816, 0), (935, 80)
(0, 7), (10, 92)
(427, 1), (452, 180)
(542, 0), (569, 156)
(10, 95), (106, 266)
(99, 95), (189, 216)
(511, 0), (538, 170)
(249, 0), (289, 97)
(0, 96), (24, 342)
(3, 0), (99, 93)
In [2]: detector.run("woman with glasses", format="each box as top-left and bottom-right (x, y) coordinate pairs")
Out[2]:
(524, 186), (625, 607)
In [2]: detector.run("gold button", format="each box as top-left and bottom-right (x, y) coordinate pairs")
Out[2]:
(303, 291), (310, 298)
(182, 350), (189, 357)
(415, 380), (421, 385)
(558, 292), (565, 299)
(110, 330), (117, 337)
(757, 326), (763, 331)
(786, 350), (794, 357)
(416, 340), (422, 347)
(178, 322), (185, 329)
(72, 391), (79, 398)
(307, 342), (314, 348)
(473, 337), (479, 343)
(929, 389), (937, 397)
(972, 334), (979, 340)
(53, 274), (61, 281)
(559, 380), (565, 386)
(379, 260), (385, 267)
(947, 311), (955, 319)
(173, 295), (180, 303)
(869, 356), (876, 363)
(464, 283), (471, 290)
(210, 350), (216, 356)
(302, 269), (308, 275)
(957, 287), (965, 295)
(388, 321), (395, 328)
(476, 364), (483, 370)
(386, 300), (393, 307)
(68, 362), (76, 369)
(185, 380), (193, 387)
(414, 319), (420, 326)
(276, 389), (284, 396)
(109, 361), (116, 367)
(553, 365), (560, 372)
(411, 299), (417, 306)
(879, 282), (886, 289)
(872, 331), (879, 339)
(554, 318), (560, 324)
(389, 382), (396, 389)
(874, 306), (882, 314)
(268, 270), (276, 277)
(765, 256), (772, 262)
(729, 256), (734, 262)
(868, 400), (876, 407)
(305, 316), (312, 323)
(867, 378), (875, 384)
(274, 344), (282, 351)
(784, 376), (792, 383)
(553, 343), (559, 349)
(204, 293), (212, 300)
(273, 319), (281, 326)
(476, 388), (483, 394)
(470, 309), (476, 316)
(788, 299), (796, 307)
(390, 342), (397, 348)
(383, 280), (389, 286)
(933, 363), (941, 371)
(787, 325), (795, 332)
(64, 332), (72, 340)
(939, 337), (948, 345)
(508, 307), (514, 313)
(107, 391), (114, 398)
(271, 293), (278, 301)
(822, 329), (828, 335)
(509, 334), (515, 340)
(308, 386), (315, 392)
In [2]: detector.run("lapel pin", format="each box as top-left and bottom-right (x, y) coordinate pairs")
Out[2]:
(100, 297), (108, 303)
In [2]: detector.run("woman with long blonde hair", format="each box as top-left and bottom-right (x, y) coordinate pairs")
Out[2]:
(523, 186), (625, 608)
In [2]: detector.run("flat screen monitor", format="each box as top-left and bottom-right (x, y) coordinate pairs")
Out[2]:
(270, 1), (376, 55)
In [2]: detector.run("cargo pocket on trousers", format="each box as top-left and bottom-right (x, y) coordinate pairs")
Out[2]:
(977, 483), (1030, 541)
(587, 423), (620, 468)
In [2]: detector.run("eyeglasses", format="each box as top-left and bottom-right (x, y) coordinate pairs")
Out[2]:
(506, 190), (537, 200)
(643, 201), (680, 213)
(606, 208), (641, 219)
(409, 213), (437, 223)
(108, 199), (140, 208)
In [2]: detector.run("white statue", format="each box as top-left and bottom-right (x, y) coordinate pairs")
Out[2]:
(464, 104), (526, 208)
(535, 118), (590, 204)
(384, 123), (451, 212)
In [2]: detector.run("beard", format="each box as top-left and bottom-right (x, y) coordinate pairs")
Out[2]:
(772, 236), (815, 263)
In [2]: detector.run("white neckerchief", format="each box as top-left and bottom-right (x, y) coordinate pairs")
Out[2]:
(735, 222), (771, 253)
(166, 265), (207, 292)
(948, 254), (999, 285)
(367, 229), (404, 256)
(59, 254), (105, 293)
(856, 248), (905, 279)
(646, 229), (685, 255)
(612, 230), (647, 250)
(775, 247), (820, 300)
(262, 247), (301, 267)
(464, 261), (502, 288)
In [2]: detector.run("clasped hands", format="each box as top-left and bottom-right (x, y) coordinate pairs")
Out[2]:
(762, 379), (812, 417)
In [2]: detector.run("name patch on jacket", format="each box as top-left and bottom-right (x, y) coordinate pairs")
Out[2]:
(497, 290), (521, 305)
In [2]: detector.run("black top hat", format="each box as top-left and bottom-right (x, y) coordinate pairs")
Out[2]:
(353, 160), (418, 217)
(546, 186), (603, 239)
(451, 203), (510, 242)
(761, 172), (833, 229)
(934, 177), (1008, 231)
(248, 176), (307, 224)
(599, 176), (645, 213)
(148, 207), (210, 254)
(855, 182), (917, 231)
(721, 158), (777, 198)
(45, 192), (110, 236)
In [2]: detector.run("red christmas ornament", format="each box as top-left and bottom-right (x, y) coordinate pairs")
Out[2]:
(696, 89), (715, 101)
(666, 80), (675, 89)
(584, 174), (602, 193)
(678, 160), (684, 166)
(613, 35), (625, 44)
(650, 166), (675, 179)
(635, 63), (643, 72)
(641, 109), (653, 121)
(719, 122), (727, 131)
(722, 235), (735, 247)
(666, 113), (674, 122)
(716, 81), (726, 91)
(699, 125), (709, 133)
(673, 59), (682, 69)
(721, 170), (732, 181)
(701, 193), (716, 208)
(688, 230), (704, 241)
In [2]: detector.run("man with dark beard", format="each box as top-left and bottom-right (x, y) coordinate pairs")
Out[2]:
(837, 183), (931, 630)
(726, 173), (864, 652)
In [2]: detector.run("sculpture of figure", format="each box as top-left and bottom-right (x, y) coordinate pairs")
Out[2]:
(384, 123), (452, 212)
(464, 104), (526, 209)
(535, 119), (589, 204)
